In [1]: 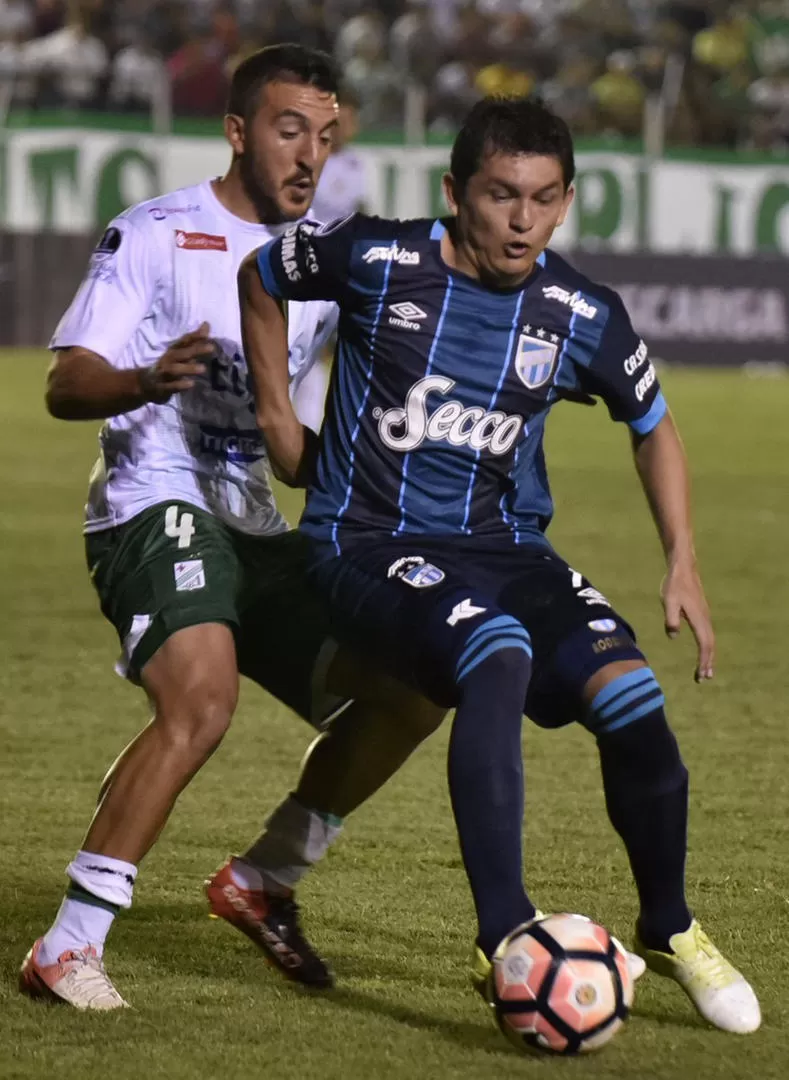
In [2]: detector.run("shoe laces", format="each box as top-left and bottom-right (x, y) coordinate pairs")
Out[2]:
(680, 924), (738, 988)
(60, 949), (123, 1005)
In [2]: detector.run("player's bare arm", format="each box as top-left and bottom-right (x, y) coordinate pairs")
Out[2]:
(239, 251), (317, 486)
(46, 324), (214, 420)
(631, 412), (715, 682)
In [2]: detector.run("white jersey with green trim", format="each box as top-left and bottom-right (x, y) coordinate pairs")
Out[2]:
(51, 179), (337, 536)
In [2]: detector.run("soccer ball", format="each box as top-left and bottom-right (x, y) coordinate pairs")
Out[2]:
(490, 913), (633, 1055)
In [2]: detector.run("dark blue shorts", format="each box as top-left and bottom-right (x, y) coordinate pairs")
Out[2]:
(308, 535), (644, 729)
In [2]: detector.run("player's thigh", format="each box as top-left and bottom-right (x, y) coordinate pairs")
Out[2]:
(86, 500), (242, 686)
(141, 622), (239, 743)
(324, 647), (447, 740)
(235, 529), (344, 727)
(311, 541), (527, 707)
(498, 550), (645, 729)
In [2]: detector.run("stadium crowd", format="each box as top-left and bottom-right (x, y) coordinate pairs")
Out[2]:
(1, 0), (788, 146)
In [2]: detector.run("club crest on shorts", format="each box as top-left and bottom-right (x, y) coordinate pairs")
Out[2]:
(174, 559), (205, 591)
(387, 555), (445, 588)
(515, 332), (559, 390)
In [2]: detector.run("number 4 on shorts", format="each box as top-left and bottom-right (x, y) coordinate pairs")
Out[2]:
(165, 505), (195, 549)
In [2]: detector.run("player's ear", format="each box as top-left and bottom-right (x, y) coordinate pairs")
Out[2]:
(224, 113), (246, 156)
(556, 185), (575, 228)
(442, 172), (460, 216)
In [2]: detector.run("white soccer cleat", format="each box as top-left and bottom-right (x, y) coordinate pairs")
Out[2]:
(635, 919), (761, 1034)
(19, 938), (129, 1010)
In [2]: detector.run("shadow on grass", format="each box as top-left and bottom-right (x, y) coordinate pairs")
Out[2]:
(313, 984), (516, 1059)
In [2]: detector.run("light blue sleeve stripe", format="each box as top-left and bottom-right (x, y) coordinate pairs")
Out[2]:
(457, 637), (532, 682)
(599, 693), (666, 733)
(590, 668), (654, 713)
(430, 220), (446, 240)
(256, 242), (282, 299)
(629, 392), (667, 435)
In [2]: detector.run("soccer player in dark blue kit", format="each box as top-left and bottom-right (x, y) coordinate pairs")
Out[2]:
(239, 97), (760, 1034)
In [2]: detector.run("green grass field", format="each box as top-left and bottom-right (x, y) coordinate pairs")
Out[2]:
(1, 353), (788, 1080)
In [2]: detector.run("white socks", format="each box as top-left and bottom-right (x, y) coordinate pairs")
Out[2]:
(38, 851), (137, 965)
(239, 794), (343, 894)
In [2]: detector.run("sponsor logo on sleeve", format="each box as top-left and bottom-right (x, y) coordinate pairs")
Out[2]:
(174, 559), (206, 591)
(542, 285), (598, 319)
(362, 244), (420, 266)
(280, 223), (318, 282)
(148, 204), (200, 221)
(623, 339), (649, 376)
(174, 230), (227, 251)
(634, 363), (657, 401)
(447, 599), (487, 626)
(588, 619), (618, 633)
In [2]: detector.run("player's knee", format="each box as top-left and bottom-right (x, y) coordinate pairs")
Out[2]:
(583, 664), (664, 738)
(591, 671), (687, 794)
(154, 680), (238, 761)
(455, 615), (532, 688)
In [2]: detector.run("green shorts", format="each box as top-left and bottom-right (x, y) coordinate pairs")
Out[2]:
(86, 501), (340, 726)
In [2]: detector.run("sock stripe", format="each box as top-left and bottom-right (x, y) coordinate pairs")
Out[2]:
(456, 636), (532, 682)
(463, 614), (529, 651)
(591, 668), (654, 715)
(66, 881), (121, 916)
(456, 622), (530, 674)
(596, 679), (658, 721)
(598, 693), (666, 734)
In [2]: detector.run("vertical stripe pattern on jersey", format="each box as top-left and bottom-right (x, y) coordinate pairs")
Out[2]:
(330, 255), (395, 555)
(460, 290), (525, 534)
(394, 276), (454, 534)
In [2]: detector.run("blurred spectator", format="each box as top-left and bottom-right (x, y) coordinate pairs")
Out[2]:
(167, 5), (236, 116)
(24, 0), (108, 107)
(109, 27), (167, 112)
(0, 0), (788, 148)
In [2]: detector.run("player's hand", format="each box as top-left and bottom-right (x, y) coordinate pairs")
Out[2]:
(661, 556), (715, 683)
(139, 322), (214, 403)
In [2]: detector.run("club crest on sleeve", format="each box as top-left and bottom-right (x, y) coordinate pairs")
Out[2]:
(514, 331), (559, 390)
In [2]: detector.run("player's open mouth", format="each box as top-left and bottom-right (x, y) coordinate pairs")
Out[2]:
(287, 179), (314, 196)
(503, 242), (530, 258)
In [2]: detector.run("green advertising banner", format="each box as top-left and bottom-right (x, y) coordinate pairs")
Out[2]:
(4, 125), (789, 255)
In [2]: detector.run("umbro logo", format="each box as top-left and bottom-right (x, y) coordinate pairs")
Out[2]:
(388, 301), (427, 331)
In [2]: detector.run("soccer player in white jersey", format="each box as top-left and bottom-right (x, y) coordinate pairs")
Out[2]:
(19, 44), (443, 1011)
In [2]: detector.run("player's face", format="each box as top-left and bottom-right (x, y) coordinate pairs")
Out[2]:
(445, 152), (574, 287)
(228, 80), (338, 222)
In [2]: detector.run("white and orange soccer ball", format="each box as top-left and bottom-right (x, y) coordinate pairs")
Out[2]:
(490, 913), (634, 1055)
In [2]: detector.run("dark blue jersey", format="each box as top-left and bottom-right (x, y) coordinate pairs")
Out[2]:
(257, 215), (666, 553)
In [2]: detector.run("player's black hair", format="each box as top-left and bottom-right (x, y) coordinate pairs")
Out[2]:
(227, 43), (340, 119)
(450, 97), (576, 193)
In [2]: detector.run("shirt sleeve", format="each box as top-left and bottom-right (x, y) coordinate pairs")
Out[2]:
(50, 217), (160, 366)
(256, 215), (358, 303)
(574, 292), (667, 435)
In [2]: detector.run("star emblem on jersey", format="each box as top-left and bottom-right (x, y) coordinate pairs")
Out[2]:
(388, 301), (427, 331)
(515, 330), (559, 390)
